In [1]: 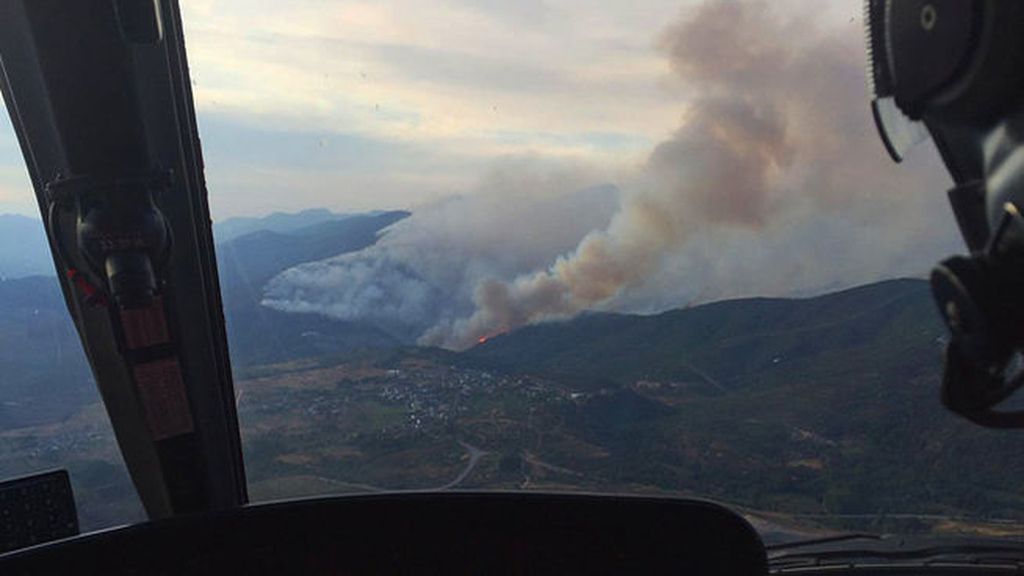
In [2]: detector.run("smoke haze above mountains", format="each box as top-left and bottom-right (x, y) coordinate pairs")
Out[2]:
(263, 0), (960, 349)
(262, 163), (619, 336)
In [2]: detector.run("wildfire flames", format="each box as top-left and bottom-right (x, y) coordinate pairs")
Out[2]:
(476, 330), (508, 346)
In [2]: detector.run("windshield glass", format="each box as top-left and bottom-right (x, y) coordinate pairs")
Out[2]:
(1, 0), (1022, 544)
(0, 111), (144, 531)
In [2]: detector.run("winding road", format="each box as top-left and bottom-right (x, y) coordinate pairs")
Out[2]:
(312, 440), (489, 493)
(439, 441), (488, 490)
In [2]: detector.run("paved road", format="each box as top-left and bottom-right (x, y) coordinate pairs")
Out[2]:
(440, 441), (488, 490)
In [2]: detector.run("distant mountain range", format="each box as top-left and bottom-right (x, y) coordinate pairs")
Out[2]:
(0, 209), (410, 428)
(217, 210), (411, 365)
(217, 210), (408, 295)
(0, 208), (380, 278)
(212, 208), (385, 243)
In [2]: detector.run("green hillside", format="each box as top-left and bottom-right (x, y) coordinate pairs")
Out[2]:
(461, 279), (1024, 525)
(464, 279), (940, 388)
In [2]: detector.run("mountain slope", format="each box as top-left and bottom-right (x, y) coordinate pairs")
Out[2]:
(459, 279), (1024, 521)
(217, 210), (411, 365)
(216, 210), (409, 296)
(464, 279), (940, 388)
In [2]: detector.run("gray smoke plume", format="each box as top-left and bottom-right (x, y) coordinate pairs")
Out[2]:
(261, 160), (619, 338)
(418, 0), (956, 348)
(415, 0), (950, 348)
(265, 0), (958, 349)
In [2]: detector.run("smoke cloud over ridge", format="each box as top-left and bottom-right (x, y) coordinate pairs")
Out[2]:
(264, 0), (958, 349)
(262, 161), (620, 337)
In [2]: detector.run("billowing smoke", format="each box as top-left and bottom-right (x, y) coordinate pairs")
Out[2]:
(262, 160), (620, 338)
(419, 0), (953, 348)
(265, 0), (958, 349)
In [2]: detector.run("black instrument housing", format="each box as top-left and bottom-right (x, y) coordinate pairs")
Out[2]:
(0, 492), (767, 575)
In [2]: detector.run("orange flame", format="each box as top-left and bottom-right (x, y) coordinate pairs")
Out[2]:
(476, 329), (509, 346)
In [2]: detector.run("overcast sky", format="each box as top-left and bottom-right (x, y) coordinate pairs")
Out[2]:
(0, 0), (864, 219)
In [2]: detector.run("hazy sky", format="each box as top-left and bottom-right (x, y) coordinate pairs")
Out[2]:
(0, 0), (863, 219)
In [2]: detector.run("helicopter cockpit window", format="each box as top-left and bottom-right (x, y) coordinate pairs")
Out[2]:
(0, 109), (144, 530)
(3, 0), (1024, 546)
(168, 0), (1024, 542)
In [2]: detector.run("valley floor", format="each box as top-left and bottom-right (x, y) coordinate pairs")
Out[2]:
(3, 349), (1023, 542)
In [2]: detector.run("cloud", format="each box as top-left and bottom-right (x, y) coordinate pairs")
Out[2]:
(179, 0), (691, 217)
(181, 0), (684, 146)
(196, 116), (482, 218)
